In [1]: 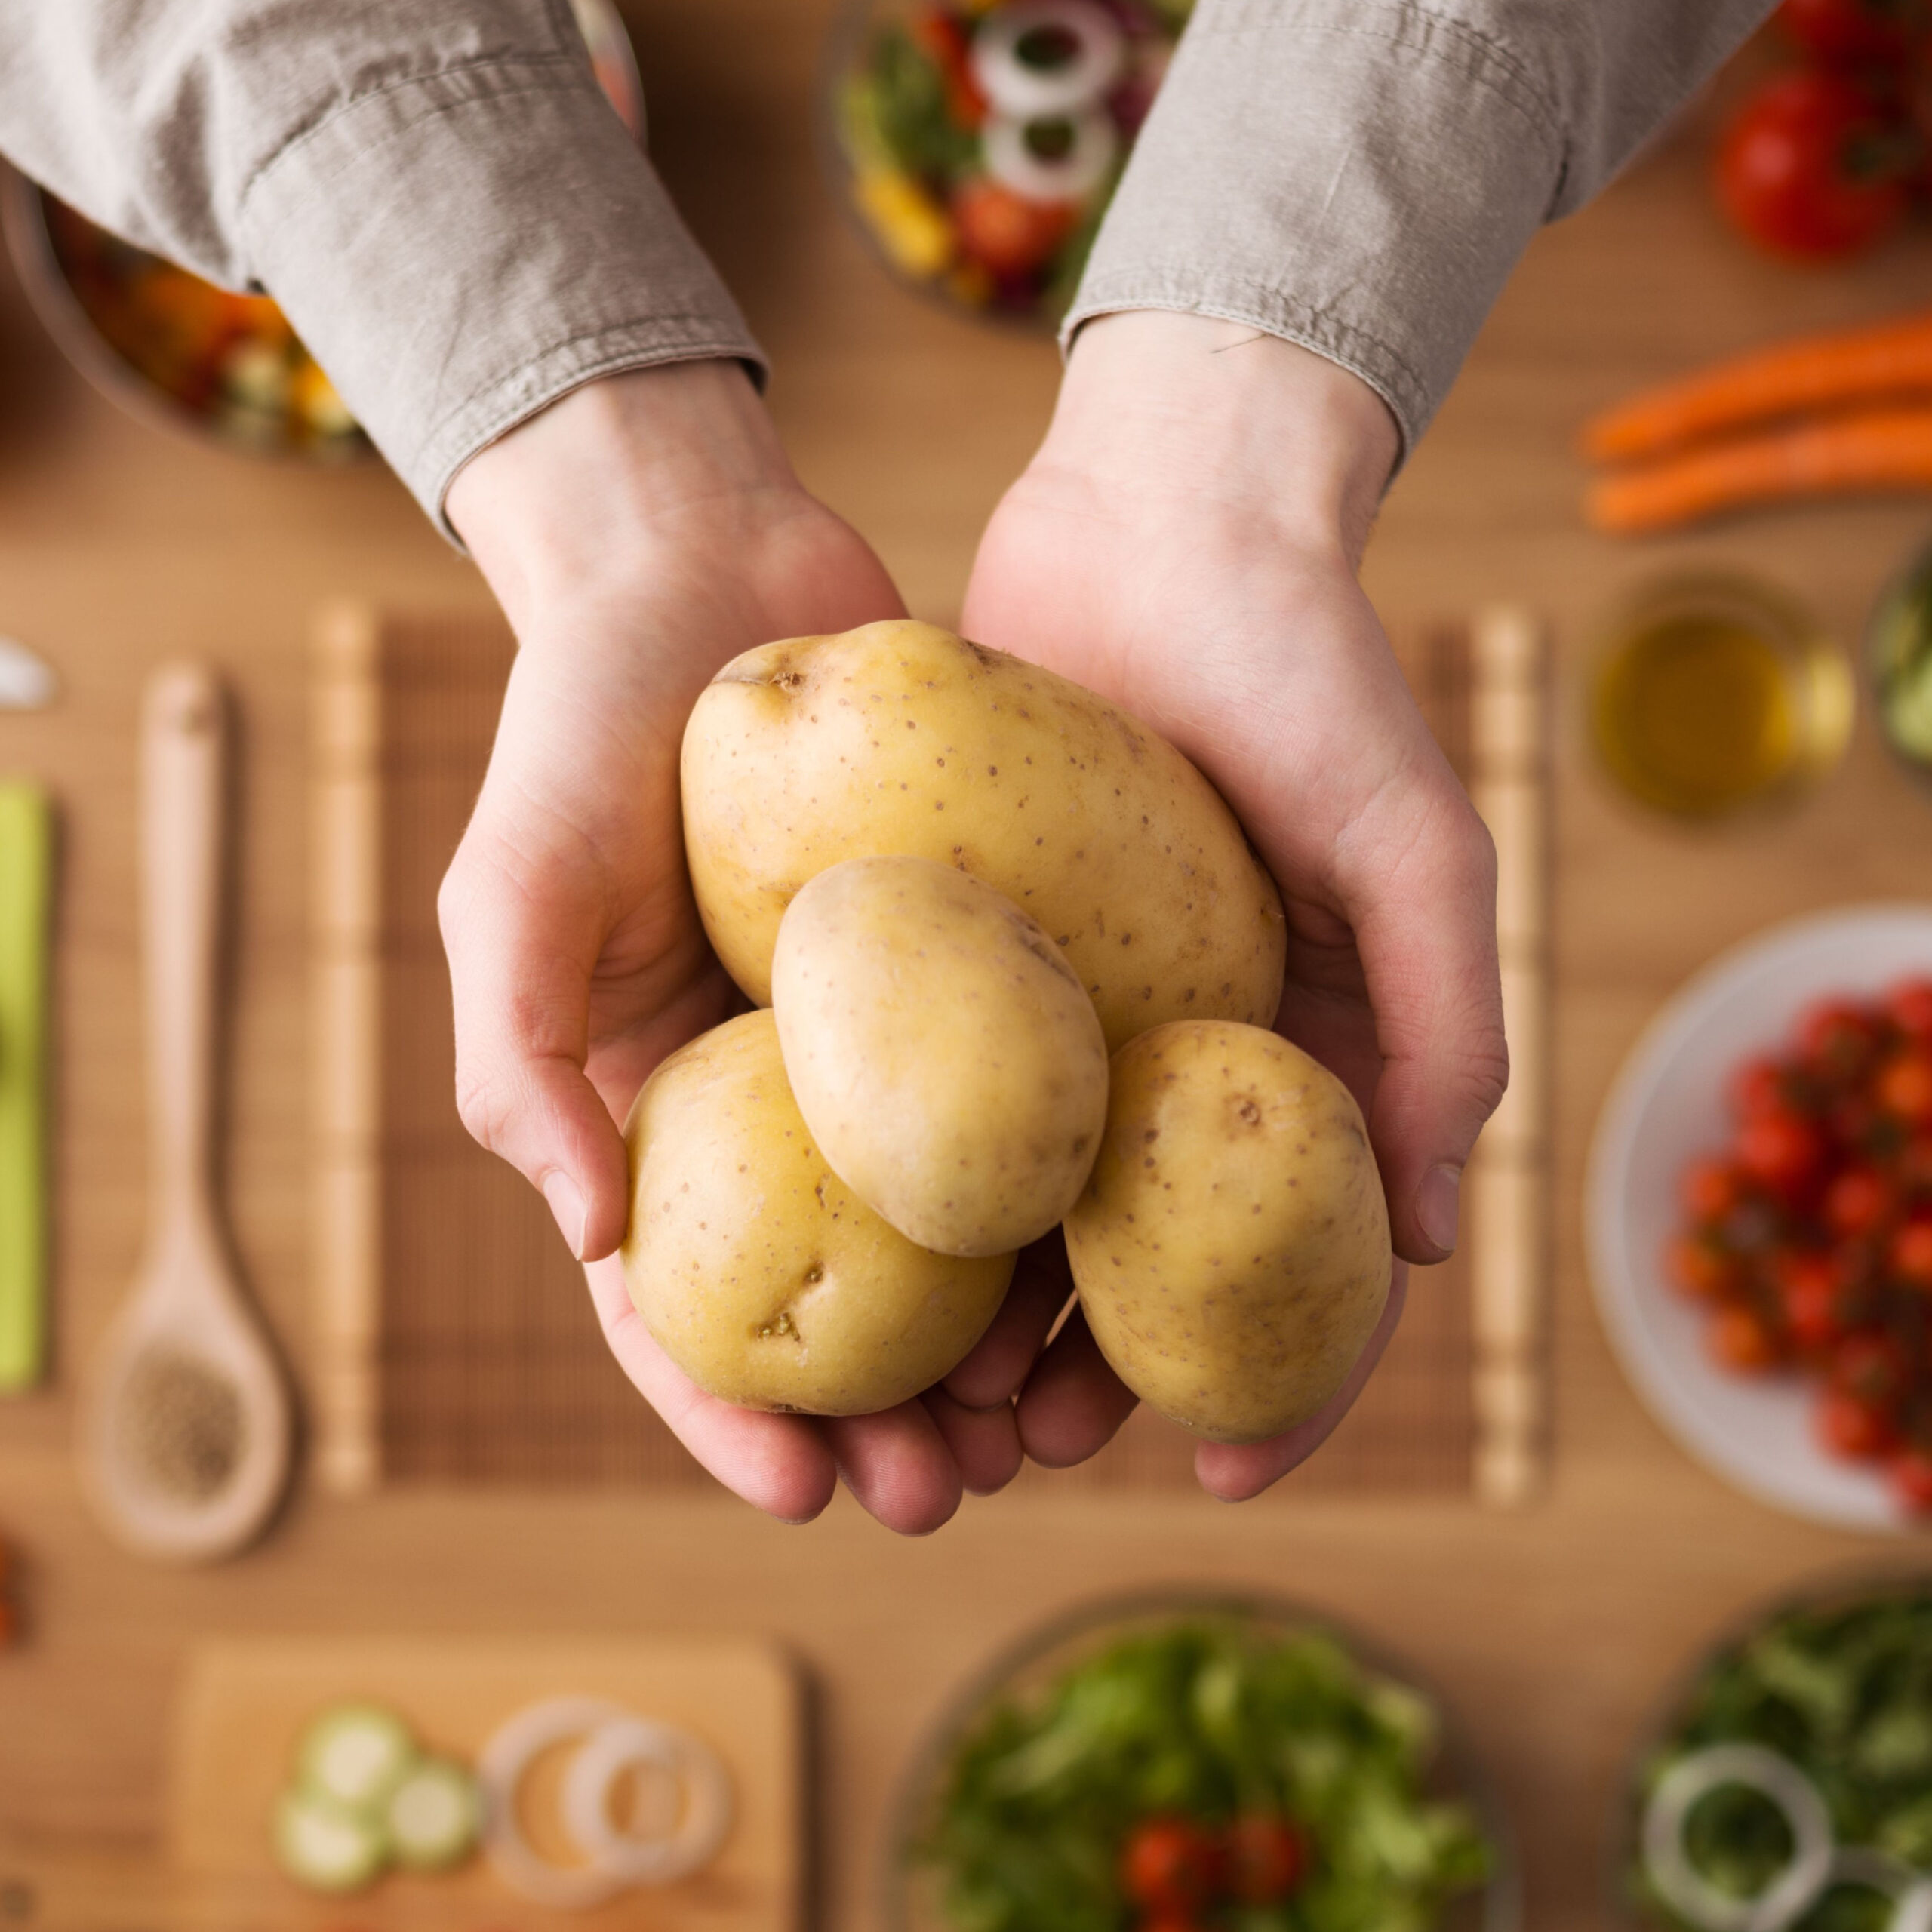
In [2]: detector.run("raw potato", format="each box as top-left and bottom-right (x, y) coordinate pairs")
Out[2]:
(681, 620), (1287, 1053)
(773, 855), (1108, 1257)
(620, 1010), (1014, 1414)
(1066, 1021), (1391, 1444)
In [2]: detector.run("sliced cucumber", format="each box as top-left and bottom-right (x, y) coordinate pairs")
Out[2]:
(296, 1702), (418, 1814)
(275, 1788), (390, 1894)
(386, 1756), (481, 1872)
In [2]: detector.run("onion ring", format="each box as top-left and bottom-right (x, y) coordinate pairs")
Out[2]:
(969, 0), (1124, 118)
(1828, 1848), (1932, 1932)
(982, 108), (1118, 205)
(479, 1696), (635, 1909)
(558, 1715), (734, 1886)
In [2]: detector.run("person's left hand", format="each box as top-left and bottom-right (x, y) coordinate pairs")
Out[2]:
(945, 311), (1510, 1497)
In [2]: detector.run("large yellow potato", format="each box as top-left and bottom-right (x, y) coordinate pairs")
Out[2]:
(620, 1011), (1014, 1414)
(772, 855), (1108, 1257)
(681, 620), (1286, 1053)
(1065, 1021), (1390, 1444)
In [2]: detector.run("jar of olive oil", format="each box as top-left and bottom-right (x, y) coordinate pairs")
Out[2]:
(1591, 574), (1853, 819)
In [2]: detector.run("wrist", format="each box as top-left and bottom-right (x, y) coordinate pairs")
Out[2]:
(1047, 312), (1400, 563)
(446, 359), (800, 627)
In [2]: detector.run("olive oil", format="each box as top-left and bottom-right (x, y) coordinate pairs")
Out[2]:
(1592, 577), (1851, 819)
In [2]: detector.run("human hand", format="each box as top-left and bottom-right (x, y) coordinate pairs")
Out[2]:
(440, 362), (1027, 1532)
(953, 311), (1509, 1499)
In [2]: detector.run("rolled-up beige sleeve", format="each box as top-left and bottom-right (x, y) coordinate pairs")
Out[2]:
(0, 0), (764, 536)
(1069, 0), (1777, 455)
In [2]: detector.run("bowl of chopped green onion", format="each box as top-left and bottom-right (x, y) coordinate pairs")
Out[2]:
(884, 1589), (1515, 1932)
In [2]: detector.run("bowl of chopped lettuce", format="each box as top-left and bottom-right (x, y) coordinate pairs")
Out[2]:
(885, 1590), (1513, 1932)
(1618, 1573), (1932, 1932)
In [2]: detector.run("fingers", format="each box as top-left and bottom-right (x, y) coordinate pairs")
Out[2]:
(942, 1238), (1073, 1410)
(820, 1403), (964, 1535)
(586, 1257), (838, 1522)
(1014, 1306), (1139, 1467)
(1193, 1263), (1407, 1501)
(921, 1387), (1024, 1496)
(1339, 768), (1509, 1265)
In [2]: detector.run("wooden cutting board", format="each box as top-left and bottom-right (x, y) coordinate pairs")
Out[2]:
(170, 1636), (801, 1932)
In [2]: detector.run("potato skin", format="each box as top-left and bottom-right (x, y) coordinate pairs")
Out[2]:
(772, 855), (1108, 1257)
(620, 1011), (1014, 1415)
(1065, 1021), (1390, 1444)
(681, 620), (1286, 1053)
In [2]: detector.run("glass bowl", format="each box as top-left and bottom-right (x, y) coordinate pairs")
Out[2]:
(822, 0), (1191, 327)
(1607, 1567), (1932, 1932)
(0, 0), (641, 464)
(881, 1587), (1520, 1932)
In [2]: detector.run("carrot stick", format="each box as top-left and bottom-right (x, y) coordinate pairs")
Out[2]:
(1586, 406), (1932, 534)
(1582, 311), (1932, 463)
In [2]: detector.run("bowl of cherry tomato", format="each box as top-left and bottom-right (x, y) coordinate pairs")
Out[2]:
(884, 1589), (1514, 1932)
(827, 0), (1190, 325)
(1715, 0), (1930, 263)
(1589, 903), (1932, 1531)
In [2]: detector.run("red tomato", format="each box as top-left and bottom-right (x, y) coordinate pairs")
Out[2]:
(1736, 1109), (1828, 1204)
(1900, 1136), (1932, 1198)
(1730, 1056), (1795, 1121)
(1668, 1235), (1744, 1301)
(1716, 71), (1914, 260)
(1889, 1216), (1932, 1286)
(951, 180), (1078, 278)
(1826, 1164), (1897, 1238)
(1890, 1444), (1932, 1509)
(1780, 0), (1930, 64)
(1891, 977), (1932, 1043)
(1818, 1386), (1899, 1458)
(1832, 1328), (1910, 1405)
(1709, 1303), (1781, 1372)
(1681, 1158), (1747, 1225)
(1120, 1818), (1223, 1918)
(1780, 1250), (1851, 1349)
(1223, 1816), (1308, 1904)
(1801, 997), (1884, 1081)
(1877, 1050), (1932, 1127)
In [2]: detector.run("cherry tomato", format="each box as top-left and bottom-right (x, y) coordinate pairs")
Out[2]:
(1736, 1109), (1828, 1204)
(1890, 1444), (1932, 1510)
(1826, 1164), (1897, 1238)
(1709, 1303), (1781, 1372)
(1668, 1235), (1744, 1301)
(1832, 1328), (1910, 1406)
(1716, 71), (1914, 260)
(950, 180), (1078, 279)
(1730, 1056), (1796, 1121)
(1681, 1158), (1746, 1225)
(1801, 997), (1884, 1081)
(1877, 1050), (1932, 1127)
(1818, 1386), (1899, 1458)
(1890, 1216), (1932, 1287)
(1890, 977), (1932, 1043)
(1900, 1136), (1932, 1198)
(1223, 1815), (1308, 1904)
(1780, 1250), (1852, 1349)
(1121, 1818), (1223, 1917)
(1780, 0), (1930, 65)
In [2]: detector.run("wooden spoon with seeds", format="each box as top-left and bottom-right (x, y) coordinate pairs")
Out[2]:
(80, 664), (291, 1561)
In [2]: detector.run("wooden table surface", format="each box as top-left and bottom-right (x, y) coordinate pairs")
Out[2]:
(4, 5), (1932, 1927)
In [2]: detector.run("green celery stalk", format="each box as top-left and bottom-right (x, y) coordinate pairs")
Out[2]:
(0, 782), (50, 1392)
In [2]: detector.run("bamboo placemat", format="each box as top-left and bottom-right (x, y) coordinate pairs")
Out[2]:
(309, 608), (1549, 1500)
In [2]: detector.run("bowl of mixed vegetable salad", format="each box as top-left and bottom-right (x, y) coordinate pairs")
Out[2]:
(829, 0), (1190, 324)
(0, 0), (640, 463)
(886, 1591), (1512, 1932)
(1619, 1573), (1932, 1932)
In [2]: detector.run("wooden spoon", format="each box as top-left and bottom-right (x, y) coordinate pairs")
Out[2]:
(81, 664), (291, 1561)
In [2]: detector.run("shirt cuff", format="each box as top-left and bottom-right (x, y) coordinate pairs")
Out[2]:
(238, 50), (765, 540)
(1062, 0), (1564, 460)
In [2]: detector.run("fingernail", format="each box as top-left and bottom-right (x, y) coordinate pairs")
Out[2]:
(543, 1172), (588, 1259)
(1416, 1163), (1462, 1256)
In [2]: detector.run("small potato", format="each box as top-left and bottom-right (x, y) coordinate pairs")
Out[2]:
(621, 1011), (1014, 1415)
(1065, 1021), (1390, 1444)
(681, 620), (1286, 1053)
(773, 855), (1108, 1257)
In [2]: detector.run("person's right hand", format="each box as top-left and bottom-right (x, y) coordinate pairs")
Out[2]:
(440, 362), (1027, 1533)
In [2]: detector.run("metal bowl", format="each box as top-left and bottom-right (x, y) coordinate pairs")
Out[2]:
(881, 1586), (1520, 1932)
